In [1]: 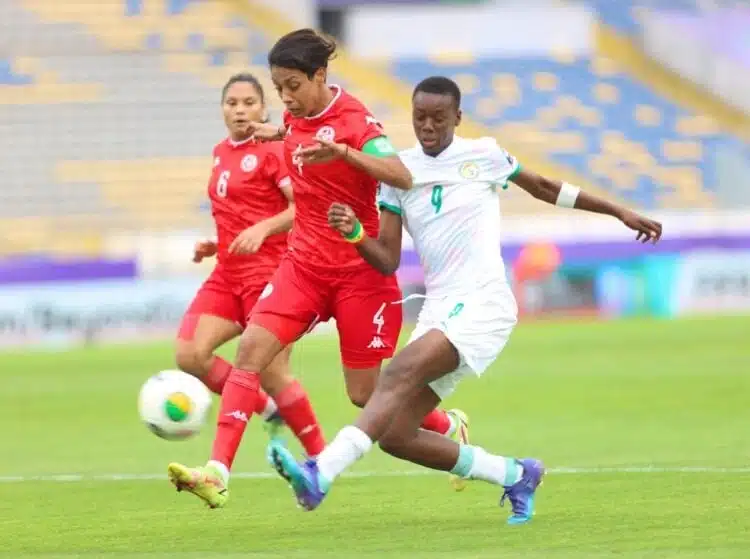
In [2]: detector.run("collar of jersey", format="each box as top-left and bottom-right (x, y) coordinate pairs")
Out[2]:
(227, 136), (254, 148)
(304, 85), (342, 120)
(415, 135), (465, 160)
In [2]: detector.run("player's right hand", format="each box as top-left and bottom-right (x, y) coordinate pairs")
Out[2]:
(193, 240), (217, 263)
(328, 203), (357, 236)
(246, 121), (284, 142)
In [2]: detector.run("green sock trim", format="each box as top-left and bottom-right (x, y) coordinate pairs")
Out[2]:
(450, 444), (475, 478)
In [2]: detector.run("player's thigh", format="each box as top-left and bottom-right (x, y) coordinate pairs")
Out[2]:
(176, 274), (243, 371)
(240, 259), (330, 371)
(433, 296), (517, 399)
(176, 314), (241, 372)
(376, 328), (461, 402)
(333, 269), (403, 369)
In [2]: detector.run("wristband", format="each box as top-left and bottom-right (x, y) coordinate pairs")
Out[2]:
(344, 219), (364, 243)
(556, 182), (580, 208)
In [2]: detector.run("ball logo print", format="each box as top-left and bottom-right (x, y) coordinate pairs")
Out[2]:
(315, 126), (336, 142)
(240, 154), (258, 172)
(164, 392), (193, 422)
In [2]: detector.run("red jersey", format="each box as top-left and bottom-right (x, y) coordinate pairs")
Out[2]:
(282, 86), (388, 270)
(208, 138), (291, 280)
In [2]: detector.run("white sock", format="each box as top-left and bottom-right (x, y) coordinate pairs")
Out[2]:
(207, 460), (230, 486)
(466, 447), (523, 486)
(260, 397), (278, 421)
(316, 426), (373, 481)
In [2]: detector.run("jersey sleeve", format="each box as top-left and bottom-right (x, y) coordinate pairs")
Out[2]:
(351, 111), (391, 151)
(377, 184), (402, 216)
(483, 138), (522, 188)
(265, 142), (292, 189)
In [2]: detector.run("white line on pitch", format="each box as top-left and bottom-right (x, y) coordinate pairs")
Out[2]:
(1, 466), (749, 483)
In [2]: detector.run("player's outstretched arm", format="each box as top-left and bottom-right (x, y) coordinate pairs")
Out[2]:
(511, 169), (663, 243)
(327, 203), (403, 275)
(299, 138), (413, 190)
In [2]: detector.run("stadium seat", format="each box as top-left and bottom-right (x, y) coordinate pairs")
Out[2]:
(391, 55), (748, 208)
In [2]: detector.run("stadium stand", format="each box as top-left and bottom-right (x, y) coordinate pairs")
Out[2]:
(2, 0), (748, 257)
(392, 55), (729, 209)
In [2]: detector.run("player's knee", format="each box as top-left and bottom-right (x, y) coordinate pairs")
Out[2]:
(378, 428), (414, 460)
(346, 384), (371, 409)
(235, 325), (282, 373)
(175, 344), (210, 377)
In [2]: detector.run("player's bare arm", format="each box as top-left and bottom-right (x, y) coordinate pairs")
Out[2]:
(245, 121), (286, 142)
(300, 138), (413, 190)
(327, 202), (403, 275)
(511, 169), (663, 243)
(229, 184), (295, 255)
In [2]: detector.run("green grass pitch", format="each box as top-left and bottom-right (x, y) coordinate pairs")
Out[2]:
(1, 316), (749, 558)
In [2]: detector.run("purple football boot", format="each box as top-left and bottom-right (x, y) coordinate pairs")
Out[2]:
(500, 458), (545, 525)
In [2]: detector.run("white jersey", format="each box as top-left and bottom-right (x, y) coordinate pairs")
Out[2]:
(378, 135), (520, 298)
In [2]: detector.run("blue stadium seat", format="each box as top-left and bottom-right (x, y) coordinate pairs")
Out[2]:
(0, 59), (33, 85)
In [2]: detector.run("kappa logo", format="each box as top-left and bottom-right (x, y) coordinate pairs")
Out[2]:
(367, 336), (386, 349)
(315, 125), (335, 142)
(225, 410), (249, 423)
(213, 156), (220, 168)
(240, 154), (258, 172)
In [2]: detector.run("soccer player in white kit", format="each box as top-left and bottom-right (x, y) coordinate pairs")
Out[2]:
(269, 76), (663, 524)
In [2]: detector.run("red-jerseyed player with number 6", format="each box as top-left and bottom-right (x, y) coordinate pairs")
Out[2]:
(171, 72), (325, 499)
(168, 29), (469, 509)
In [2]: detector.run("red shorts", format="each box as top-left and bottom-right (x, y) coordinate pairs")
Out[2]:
(177, 267), (270, 340)
(249, 257), (403, 369)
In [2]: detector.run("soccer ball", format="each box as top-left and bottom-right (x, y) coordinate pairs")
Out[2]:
(138, 370), (212, 440)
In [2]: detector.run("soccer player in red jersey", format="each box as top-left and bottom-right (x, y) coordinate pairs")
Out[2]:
(167, 30), (466, 509)
(171, 73), (324, 496)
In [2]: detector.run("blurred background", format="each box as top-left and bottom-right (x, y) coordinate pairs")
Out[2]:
(1, 0), (749, 348)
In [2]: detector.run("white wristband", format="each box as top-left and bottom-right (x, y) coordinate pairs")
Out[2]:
(556, 182), (580, 208)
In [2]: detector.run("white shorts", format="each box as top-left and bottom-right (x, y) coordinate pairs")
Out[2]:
(406, 285), (518, 400)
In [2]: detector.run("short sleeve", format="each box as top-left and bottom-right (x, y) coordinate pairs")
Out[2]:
(352, 112), (388, 150)
(484, 139), (522, 187)
(377, 184), (402, 216)
(265, 142), (292, 189)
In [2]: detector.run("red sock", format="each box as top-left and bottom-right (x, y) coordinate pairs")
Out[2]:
(420, 409), (452, 435)
(274, 380), (325, 457)
(203, 356), (232, 395)
(254, 388), (277, 419)
(210, 368), (259, 469)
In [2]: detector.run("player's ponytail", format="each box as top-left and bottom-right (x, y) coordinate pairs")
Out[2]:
(221, 73), (266, 105)
(268, 28), (337, 78)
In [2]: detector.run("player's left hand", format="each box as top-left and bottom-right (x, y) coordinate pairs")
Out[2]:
(229, 224), (268, 254)
(298, 139), (348, 164)
(618, 209), (663, 244)
(327, 203), (357, 236)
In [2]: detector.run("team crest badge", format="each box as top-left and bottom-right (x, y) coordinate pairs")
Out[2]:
(459, 161), (480, 179)
(240, 154), (258, 172)
(315, 126), (336, 142)
(213, 156), (220, 168)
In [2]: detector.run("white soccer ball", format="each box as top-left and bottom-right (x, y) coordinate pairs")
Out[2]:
(138, 370), (212, 440)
